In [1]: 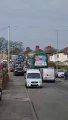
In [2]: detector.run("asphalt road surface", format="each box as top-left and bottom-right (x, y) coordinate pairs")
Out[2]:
(0, 72), (68, 120)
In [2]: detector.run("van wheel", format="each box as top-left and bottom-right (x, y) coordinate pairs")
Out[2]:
(53, 80), (55, 83)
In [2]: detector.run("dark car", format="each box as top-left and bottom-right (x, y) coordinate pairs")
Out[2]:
(64, 70), (68, 80)
(13, 65), (24, 76)
(14, 61), (22, 66)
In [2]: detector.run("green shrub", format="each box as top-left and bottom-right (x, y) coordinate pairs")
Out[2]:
(58, 65), (68, 70)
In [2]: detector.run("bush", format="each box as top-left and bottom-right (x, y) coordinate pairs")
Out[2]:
(58, 65), (68, 70)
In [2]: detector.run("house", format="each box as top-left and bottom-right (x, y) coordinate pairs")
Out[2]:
(50, 47), (68, 65)
(43, 46), (57, 61)
(0, 53), (8, 61)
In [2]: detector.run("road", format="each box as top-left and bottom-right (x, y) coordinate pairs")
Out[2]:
(0, 72), (68, 120)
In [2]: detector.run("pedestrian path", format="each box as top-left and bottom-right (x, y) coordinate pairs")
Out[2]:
(0, 74), (34, 120)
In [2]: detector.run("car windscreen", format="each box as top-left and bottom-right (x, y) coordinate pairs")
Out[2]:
(27, 73), (40, 79)
(15, 66), (23, 70)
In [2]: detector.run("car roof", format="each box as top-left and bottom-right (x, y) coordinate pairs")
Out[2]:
(27, 69), (40, 73)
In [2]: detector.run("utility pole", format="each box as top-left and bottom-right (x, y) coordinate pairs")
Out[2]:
(8, 25), (10, 73)
(12, 46), (13, 55)
(0, 26), (10, 72)
(56, 30), (59, 72)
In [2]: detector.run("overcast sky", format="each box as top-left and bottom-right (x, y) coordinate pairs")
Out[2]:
(0, 0), (68, 50)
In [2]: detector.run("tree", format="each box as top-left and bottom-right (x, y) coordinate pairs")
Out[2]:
(23, 47), (33, 58)
(10, 41), (24, 55)
(0, 37), (24, 55)
(0, 37), (8, 51)
(44, 46), (57, 54)
(12, 48), (21, 55)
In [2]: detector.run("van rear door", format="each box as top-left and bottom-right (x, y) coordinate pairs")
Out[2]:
(43, 68), (55, 81)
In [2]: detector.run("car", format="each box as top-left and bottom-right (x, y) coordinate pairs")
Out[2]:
(14, 60), (22, 65)
(64, 70), (68, 80)
(16, 55), (24, 62)
(13, 64), (24, 76)
(57, 69), (65, 78)
(13, 62), (23, 69)
(25, 69), (42, 88)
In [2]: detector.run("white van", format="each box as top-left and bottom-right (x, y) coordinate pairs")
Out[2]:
(42, 67), (55, 82)
(25, 69), (42, 87)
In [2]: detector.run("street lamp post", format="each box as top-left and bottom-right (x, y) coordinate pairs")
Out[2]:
(56, 30), (59, 72)
(0, 26), (10, 73)
(8, 26), (10, 73)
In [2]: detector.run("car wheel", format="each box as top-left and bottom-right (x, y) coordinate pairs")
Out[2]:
(0, 90), (2, 101)
(25, 82), (26, 86)
(25, 83), (28, 88)
(22, 72), (24, 76)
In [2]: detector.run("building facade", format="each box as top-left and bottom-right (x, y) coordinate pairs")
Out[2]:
(50, 53), (68, 65)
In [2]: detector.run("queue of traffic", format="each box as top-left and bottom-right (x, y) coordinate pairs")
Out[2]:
(2, 51), (66, 90)
(8, 52), (68, 89)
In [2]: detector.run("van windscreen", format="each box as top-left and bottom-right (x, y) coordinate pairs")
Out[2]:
(27, 73), (40, 79)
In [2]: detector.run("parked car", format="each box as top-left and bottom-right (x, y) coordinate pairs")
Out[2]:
(54, 69), (58, 77)
(13, 64), (24, 76)
(57, 69), (65, 78)
(64, 70), (68, 80)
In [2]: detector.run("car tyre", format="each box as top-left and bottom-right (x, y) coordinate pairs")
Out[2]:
(25, 83), (28, 88)
(0, 90), (2, 101)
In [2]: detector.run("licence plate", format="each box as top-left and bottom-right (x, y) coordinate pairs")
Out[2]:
(32, 83), (38, 85)
(18, 71), (21, 72)
(31, 84), (38, 86)
(44, 77), (47, 79)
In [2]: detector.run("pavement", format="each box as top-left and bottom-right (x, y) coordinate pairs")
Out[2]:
(0, 73), (35, 120)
